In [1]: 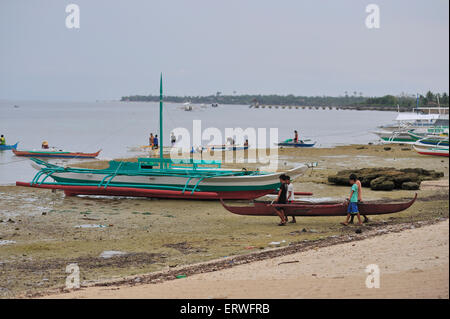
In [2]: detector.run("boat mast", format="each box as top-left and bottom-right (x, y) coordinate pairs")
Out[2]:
(159, 73), (164, 162)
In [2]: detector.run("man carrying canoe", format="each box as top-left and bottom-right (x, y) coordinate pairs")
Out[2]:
(274, 174), (288, 226)
(341, 174), (362, 226)
(285, 175), (297, 223)
(349, 176), (369, 224)
(0, 135), (5, 145)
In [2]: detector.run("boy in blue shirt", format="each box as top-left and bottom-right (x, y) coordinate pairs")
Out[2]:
(153, 135), (159, 150)
(341, 174), (362, 226)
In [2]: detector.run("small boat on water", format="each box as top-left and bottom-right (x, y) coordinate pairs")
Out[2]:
(220, 194), (417, 217)
(277, 139), (316, 148)
(12, 149), (101, 159)
(0, 142), (19, 150)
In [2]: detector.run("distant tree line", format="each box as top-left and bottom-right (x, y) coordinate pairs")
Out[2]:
(121, 91), (449, 108)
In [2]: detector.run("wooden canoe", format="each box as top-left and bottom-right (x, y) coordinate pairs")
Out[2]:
(12, 149), (101, 158)
(220, 194), (417, 216)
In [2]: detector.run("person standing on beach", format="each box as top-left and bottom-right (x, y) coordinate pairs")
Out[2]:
(171, 132), (176, 146)
(153, 134), (159, 150)
(275, 174), (288, 226)
(349, 177), (369, 223)
(341, 174), (362, 226)
(285, 176), (297, 223)
(0, 135), (5, 145)
(149, 133), (154, 147)
(294, 130), (299, 143)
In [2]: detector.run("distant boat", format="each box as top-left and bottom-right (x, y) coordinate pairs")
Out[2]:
(0, 142), (19, 150)
(277, 139), (315, 148)
(12, 149), (101, 158)
(211, 103), (219, 107)
(183, 102), (193, 111)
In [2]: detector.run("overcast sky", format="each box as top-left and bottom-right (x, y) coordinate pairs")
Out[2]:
(0, 0), (448, 101)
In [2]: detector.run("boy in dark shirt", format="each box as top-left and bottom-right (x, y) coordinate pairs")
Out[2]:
(275, 174), (288, 226)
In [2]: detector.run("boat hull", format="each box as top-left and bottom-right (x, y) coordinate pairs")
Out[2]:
(0, 142), (18, 150)
(413, 146), (449, 157)
(220, 194), (417, 216)
(16, 182), (271, 199)
(19, 160), (308, 200)
(277, 142), (315, 148)
(12, 149), (101, 158)
(373, 131), (416, 143)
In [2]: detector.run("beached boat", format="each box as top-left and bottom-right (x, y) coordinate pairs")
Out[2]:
(413, 145), (449, 157)
(407, 132), (449, 147)
(17, 157), (308, 199)
(0, 142), (18, 150)
(377, 111), (448, 132)
(372, 130), (417, 143)
(16, 75), (309, 200)
(12, 149), (101, 158)
(220, 194), (417, 216)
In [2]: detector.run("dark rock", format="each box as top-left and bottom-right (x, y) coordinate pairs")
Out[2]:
(328, 167), (443, 191)
(401, 182), (420, 190)
(370, 178), (395, 191)
(355, 229), (362, 234)
(384, 147), (392, 151)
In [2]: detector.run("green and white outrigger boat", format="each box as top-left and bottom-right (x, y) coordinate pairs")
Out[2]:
(16, 75), (308, 200)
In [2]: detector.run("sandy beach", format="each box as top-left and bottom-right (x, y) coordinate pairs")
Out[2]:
(46, 219), (449, 299)
(1, 144), (448, 298)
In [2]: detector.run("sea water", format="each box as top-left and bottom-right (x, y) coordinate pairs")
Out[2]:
(0, 99), (396, 184)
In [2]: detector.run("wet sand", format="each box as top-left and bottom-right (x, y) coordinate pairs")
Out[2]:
(46, 220), (449, 299)
(0, 144), (448, 298)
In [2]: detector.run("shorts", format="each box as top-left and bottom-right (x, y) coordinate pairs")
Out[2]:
(347, 202), (359, 214)
(276, 202), (286, 211)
